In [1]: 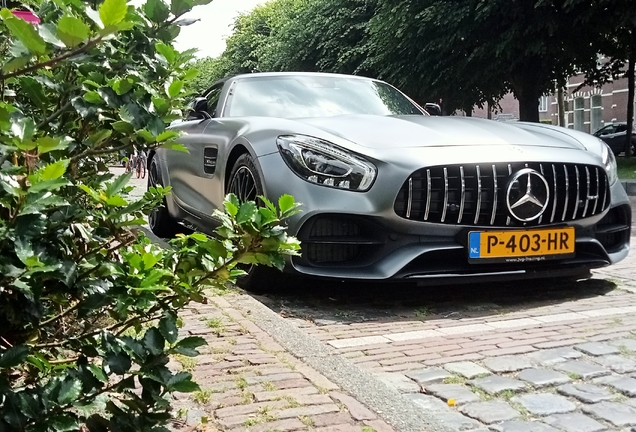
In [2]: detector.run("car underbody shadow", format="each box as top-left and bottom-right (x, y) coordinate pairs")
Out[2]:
(249, 274), (617, 326)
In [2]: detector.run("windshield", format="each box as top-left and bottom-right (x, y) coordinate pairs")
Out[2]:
(224, 75), (424, 118)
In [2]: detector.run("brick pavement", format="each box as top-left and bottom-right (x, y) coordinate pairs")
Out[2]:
(251, 255), (636, 431)
(163, 244), (636, 431)
(169, 295), (395, 432)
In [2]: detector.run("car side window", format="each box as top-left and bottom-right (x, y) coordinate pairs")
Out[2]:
(616, 124), (627, 133)
(206, 87), (222, 117)
(598, 125), (615, 135)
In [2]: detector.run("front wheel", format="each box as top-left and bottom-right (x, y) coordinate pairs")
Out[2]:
(227, 153), (288, 292)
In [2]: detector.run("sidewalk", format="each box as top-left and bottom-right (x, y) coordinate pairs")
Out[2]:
(169, 292), (397, 432)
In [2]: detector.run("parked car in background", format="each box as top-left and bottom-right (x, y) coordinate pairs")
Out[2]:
(148, 72), (631, 291)
(593, 122), (636, 156)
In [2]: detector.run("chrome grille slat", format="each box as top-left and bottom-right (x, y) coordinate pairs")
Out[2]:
(458, 166), (466, 224)
(562, 165), (569, 222)
(394, 162), (610, 227)
(550, 164), (557, 223)
(490, 165), (497, 225)
(592, 167), (599, 215)
(572, 166), (580, 219)
(506, 164), (512, 226)
(474, 165), (482, 225)
(582, 166), (590, 218)
(424, 169), (431, 220)
(601, 171), (608, 211)
(406, 178), (413, 218)
(441, 167), (448, 223)
(538, 164), (545, 224)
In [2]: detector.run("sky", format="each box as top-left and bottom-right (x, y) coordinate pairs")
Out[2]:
(174, 0), (266, 58)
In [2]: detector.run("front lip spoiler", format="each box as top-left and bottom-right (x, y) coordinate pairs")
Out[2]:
(404, 263), (605, 287)
(406, 270), (527, 279)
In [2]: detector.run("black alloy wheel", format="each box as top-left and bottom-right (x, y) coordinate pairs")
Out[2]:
(228, 154), (262, 202)
(226, 153), (288, 292)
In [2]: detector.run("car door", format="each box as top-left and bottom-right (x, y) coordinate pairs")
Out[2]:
(595, 125), (618, 152)
(164, 83), (226, 224)
(611, 124), (628, 148)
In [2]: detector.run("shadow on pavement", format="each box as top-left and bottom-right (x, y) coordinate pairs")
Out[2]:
(250, 275), (617, 326)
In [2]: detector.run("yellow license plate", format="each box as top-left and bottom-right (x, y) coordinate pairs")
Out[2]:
(468, 227), (575, 262)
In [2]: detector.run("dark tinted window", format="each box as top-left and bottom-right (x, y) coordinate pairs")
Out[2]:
(616, 124), (628, 133)
(597, 125), (615, 135)
(225, 76), (424, 118)
(206, 87), (222, 117)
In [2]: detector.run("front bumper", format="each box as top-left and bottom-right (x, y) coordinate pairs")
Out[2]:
(291, 203), (630, 283)
(258, 151), (631, 284)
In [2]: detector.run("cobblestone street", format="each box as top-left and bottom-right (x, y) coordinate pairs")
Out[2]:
(122, 167), (636, 431)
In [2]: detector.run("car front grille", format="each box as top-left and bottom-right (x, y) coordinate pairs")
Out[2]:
(394, 162), (611, 227)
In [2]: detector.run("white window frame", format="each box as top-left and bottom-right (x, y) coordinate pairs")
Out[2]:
(590, 94), (603, 133)
(573, 97), (585, 131)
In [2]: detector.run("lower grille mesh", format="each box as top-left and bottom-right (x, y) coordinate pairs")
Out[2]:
(394, 162), (610, 227)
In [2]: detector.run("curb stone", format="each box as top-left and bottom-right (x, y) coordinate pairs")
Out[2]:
(224, 294), (460, 432)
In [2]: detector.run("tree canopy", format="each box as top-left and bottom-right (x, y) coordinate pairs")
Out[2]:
(194, 0), (636, 122)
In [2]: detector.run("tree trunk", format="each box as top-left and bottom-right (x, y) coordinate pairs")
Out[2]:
(626, 52), (635, 158)
(487, 102), (492, 120)
(557, 87), (566, 127)
(518, 93), (540, 122)
(511, 66), (541, 122)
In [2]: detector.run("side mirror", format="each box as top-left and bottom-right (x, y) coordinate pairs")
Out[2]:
(187, 97), (211, 120)
(193, 97), (208, 113)
(424, 103), (442, 116)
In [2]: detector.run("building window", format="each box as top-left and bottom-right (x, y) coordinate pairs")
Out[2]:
(590, 95), (603, 133)
(574, 97), (585, 131)
(539, 96), (549, 113)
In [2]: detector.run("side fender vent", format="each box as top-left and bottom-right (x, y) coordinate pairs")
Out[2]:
(204, 147), (218, 174)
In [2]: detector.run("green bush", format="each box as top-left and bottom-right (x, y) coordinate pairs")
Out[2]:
(0, 0), (300, 429)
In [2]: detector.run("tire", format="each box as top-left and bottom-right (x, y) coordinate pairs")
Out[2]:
(227, 153), (263, 203)
(227, 153), (287, 292)
(147, 157), (183, 238)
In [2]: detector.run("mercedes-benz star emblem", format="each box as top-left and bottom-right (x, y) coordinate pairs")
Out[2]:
(506, 168), (550, 222)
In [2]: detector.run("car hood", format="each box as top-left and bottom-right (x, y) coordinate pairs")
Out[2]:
(295, 115), (588, 151)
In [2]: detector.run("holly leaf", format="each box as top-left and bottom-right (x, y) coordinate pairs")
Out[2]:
(168, 372), (199, 392)
(144, 0), (170, 23)
(57, 378), (82, 405)
(165, 79), (183, 98)
(19, 77), (48, 111)
(99, 0), (128, 27)
(0, 345), (29, 368)
(170, 0), (192, 17)
(57, 15), (89, 47)
(37, 136), (69, 154)
(0, 9), (46, 55)
(37, 159), (70, 181)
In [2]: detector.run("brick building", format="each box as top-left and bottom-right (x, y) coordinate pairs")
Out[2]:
(473, 74), (635, 133)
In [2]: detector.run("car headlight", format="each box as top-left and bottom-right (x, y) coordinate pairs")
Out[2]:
(601, 141), (618, 185)
(277, 135), (377, 191)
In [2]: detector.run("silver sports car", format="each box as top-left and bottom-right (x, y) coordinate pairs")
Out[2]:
(148, 72), (631, 290)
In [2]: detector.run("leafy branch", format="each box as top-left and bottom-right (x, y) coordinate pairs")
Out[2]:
(0, 37), (103, 81)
